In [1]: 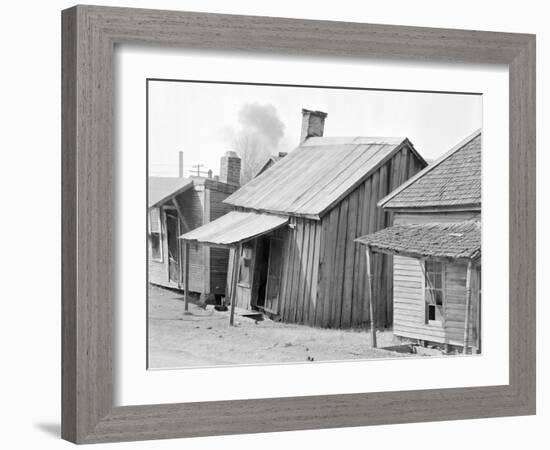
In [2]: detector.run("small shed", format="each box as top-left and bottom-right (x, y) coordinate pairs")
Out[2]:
(148, 152), (241, 297)
(356, 130), (482, 352)
(181, 109), (427, 329)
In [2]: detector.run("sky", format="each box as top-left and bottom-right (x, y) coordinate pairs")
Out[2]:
(148, 80), (482, 177)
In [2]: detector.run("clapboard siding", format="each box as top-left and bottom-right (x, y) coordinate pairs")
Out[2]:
(394, 211), (481, 225)
(148, 207), (176, 288)
(208, 187), (236, 295)
(392, 251), (480, 347)
(149, 180), (238, 295)
(175, 189), (205, 293)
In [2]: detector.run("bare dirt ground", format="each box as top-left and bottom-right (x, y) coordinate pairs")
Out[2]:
(148, 284), (433, 369)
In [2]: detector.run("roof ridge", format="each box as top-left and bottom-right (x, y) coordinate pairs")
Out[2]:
(377, 129), (481, 208)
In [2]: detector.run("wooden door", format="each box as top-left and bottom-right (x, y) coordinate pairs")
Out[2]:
(264, 237), (284, 314)
(165, 211), (180, 285)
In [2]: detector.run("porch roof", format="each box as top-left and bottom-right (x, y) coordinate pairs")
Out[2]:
(179, 210), (288, 247)
(148, 177), (193, 208)
(355, 221), (481, 261)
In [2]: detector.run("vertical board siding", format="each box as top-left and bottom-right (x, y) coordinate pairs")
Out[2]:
(278, 218), (321, 325)
(278, 219), (293, 320)
(309, 222), (322, 325)
(341, 190), (359, 328)
(314, 214), (330, 327)
(305, 146), (424, 329)
(331, 197), (349, 327)
(214, 147), (425, 327)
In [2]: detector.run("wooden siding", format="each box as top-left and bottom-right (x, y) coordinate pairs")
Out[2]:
(278, 217), (322, 325)
(393, 211), (481, 225)
(278, 145), (425, 328)
(148, 206), (177, 289)
(392, 211), (481, 347)
(148, 181), (237, 295)
(224, 146), (424, 326)
(393, 256), (480, 347)
(176, 188), (205, 293)
(208, 184), (239, 295)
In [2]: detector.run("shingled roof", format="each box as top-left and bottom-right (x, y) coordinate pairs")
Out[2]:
(355, 221), (481, 260)
(224, 136), (424, 219)
(379, 130), (481, 210)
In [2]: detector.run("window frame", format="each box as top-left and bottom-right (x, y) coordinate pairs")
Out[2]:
(237, 243), (253, 288)
(148, 207), (163, 263)
(423, 259), (446, 326)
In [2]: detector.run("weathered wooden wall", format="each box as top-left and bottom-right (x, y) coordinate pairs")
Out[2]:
(177, 188), (205, 293)
(392, 256), (480, 348)
(148, 208), (175, 288)
(209, 184), (238, 295)
(148, 181), (237, 295)
(392, 211), (481, 348)
(278, 217), (322, 324)
(279, 145), (425, 328)
(148, 190), (205, 292)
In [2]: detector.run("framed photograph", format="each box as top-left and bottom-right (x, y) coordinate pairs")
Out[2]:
(62, 5), (535, 444)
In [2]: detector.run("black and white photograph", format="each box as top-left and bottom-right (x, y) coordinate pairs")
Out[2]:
(2, 0), (543, 447)
(147, 80), (482, 368)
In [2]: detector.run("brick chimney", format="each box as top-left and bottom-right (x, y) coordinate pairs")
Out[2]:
(300, 109), (327, 143)
(220, 151), (241, 186)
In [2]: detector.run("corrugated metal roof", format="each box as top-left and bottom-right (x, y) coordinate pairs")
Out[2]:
(379, 130), (481, 210)
(356, 221), (481, 260)
(148, 177), (193, 208)
(179, 211), (288, 246)
(224, 136), (419, 219)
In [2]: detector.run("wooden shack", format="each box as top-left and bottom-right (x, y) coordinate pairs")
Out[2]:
(181, 109), (427, 329)
(148, 151), (240, 298)
(356, 130), (482, 352)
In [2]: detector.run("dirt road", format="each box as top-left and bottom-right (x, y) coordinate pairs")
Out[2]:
(148, 284), (420, 369)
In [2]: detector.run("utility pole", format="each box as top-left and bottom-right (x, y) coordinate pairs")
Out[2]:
(190, 164), (211, 177)
(191, 164), (204, 176)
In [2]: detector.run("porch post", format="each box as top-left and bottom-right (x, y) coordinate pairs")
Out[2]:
(463, 259), (473, 354)
(365, 246), (377, 348)
(184, 241), (190, 312)
(229, 243), (241, 326)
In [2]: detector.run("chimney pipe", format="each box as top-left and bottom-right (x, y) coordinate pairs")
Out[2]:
(220, 151), (241, 186)
(300, 109), (327, 143)
(178, 151), (184, 178)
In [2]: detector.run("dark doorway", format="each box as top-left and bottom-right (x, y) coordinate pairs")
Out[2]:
(165, 211), (180, 285)
(264, 236), (284, 314)
(254, 236), (270, 308)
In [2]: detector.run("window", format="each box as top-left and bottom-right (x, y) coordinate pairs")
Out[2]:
(424, 260), (444, 324)
(149, 208), (163, 261)
(237, 244), (252, 287)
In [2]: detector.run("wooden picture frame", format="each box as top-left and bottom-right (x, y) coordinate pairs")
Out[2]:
(61, 5), (536, 444)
